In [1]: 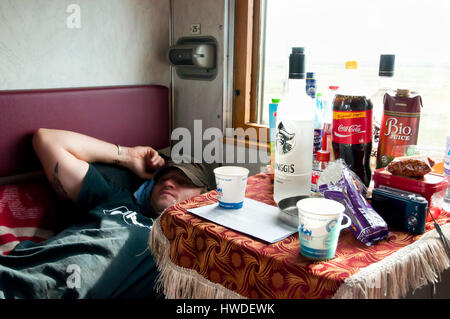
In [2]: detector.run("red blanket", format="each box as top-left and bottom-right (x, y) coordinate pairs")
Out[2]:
(0, 183), (57, 255)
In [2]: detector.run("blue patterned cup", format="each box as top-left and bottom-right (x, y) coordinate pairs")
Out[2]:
(297, 198), (351, 260)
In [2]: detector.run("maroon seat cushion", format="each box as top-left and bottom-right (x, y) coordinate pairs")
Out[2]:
(0, 85), (170, 252)
(0, 85), (169, 177)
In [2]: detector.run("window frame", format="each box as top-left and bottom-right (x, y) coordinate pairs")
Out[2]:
(231, 0), (449, 153)
(231, 0), (268, 150)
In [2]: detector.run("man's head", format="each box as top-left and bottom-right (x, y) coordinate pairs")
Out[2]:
(149, 162), (216, 215)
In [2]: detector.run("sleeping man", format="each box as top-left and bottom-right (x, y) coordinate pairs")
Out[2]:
(0, 128), (216, 299)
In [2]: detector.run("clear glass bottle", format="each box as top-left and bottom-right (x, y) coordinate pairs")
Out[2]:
(306, 72), (317, 99)
(311, 150), (330, 195)
(444, 130), (450, 212)
(371, 54), (395, 127)
(371, 55), (396, 171)
(322, 86), (339, 161)
(313, 93), (324, 155)
(274, 47), (315, 203)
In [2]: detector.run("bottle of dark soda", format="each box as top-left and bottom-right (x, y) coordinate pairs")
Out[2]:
(332, 61), (373, 186)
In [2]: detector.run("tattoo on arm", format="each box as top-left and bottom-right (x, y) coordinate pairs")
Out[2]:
(51, 162), (70, 201)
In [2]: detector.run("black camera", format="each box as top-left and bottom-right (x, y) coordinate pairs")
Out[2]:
(371, 186), (428, 235)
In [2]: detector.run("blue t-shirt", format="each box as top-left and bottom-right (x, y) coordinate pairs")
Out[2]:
(0, 164), (159, 299)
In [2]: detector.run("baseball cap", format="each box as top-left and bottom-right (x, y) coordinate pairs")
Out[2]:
(154, 161), (217, 191)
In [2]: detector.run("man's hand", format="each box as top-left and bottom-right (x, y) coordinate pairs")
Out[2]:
(123, 146), (165, 180)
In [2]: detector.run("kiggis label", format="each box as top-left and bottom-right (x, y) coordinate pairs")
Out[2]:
(275, 120), (314, 175)
(332, 110), (372, 144)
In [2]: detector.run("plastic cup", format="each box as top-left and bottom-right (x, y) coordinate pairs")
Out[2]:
(214, 166), (249, 209)
(296, 198), (351, 260)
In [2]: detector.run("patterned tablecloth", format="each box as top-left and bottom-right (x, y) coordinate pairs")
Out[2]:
(149, 173), (450, 299)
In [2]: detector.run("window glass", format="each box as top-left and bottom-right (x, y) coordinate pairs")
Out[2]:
(260, 0), (450, 148)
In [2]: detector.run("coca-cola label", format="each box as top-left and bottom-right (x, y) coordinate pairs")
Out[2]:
(332, 110), (372, 144)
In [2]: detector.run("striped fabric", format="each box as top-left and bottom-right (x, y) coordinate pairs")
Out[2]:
(0, 183), (56, 255)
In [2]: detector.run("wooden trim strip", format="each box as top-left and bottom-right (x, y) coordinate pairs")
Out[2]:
(233, 0), (254, 128)
(232, 0), (269, 145)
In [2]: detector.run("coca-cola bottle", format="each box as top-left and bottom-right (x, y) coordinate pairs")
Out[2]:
(332, 61), (373, 186)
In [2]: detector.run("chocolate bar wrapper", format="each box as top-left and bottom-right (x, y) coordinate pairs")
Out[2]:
(320, 166), (389, 246)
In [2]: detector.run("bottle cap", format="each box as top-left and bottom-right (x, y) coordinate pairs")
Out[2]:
(306, 72), (315, 79)
(396, 89), (410, 97)
(329, 86), (339, 90)
(379, 54), (395, 77)
(345, 61), (358, 69)
(289, 47), (306, 79)
(317, 150), (330, 162)
(272, 98), (280, 103)
(317, 93), (322, 97)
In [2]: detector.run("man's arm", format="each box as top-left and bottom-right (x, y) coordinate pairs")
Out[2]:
(32, 128), (165, 202)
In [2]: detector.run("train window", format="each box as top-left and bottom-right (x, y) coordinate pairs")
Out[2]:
(233, 0), (450, 149)
(232, 0), (268, 149)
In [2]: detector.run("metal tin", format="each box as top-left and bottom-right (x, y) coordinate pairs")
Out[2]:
(277, 195), (309, 227)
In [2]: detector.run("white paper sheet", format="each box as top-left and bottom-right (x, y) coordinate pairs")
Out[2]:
(188, 198), (298, 244)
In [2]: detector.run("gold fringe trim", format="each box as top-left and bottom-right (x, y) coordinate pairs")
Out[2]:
(148, 214), (246, 299)
(333, 223), (450, 299)
(149, 213), (449, 299)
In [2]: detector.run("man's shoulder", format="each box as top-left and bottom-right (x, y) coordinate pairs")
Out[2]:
(92, 163), (143, 192)
(77, 164), (136, 211)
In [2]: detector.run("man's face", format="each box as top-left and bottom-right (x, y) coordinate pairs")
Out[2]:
(149, 168), (203, 215)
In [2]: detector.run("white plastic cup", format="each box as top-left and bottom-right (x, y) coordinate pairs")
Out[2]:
(214, 166), (249, 209)
(296, 198), (351, 260)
